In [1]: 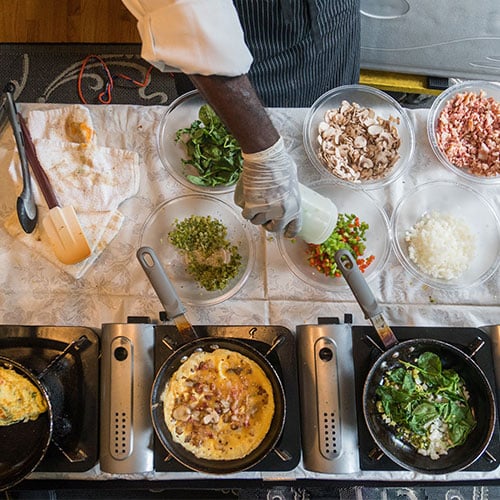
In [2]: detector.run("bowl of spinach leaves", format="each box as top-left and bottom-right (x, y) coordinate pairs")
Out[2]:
(157, 90), (243, 193)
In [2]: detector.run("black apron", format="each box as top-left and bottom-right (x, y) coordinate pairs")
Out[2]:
(175, 0), (360, 107)
(235, 0), (360, 107)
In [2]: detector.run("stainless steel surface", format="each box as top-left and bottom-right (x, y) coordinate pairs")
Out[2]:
(99, 323), (155, 474)
(360, 0), (500, 82)
(334, 249), (397, 349)
(297, 322), (359, 474)
(137, 246), (198, 342)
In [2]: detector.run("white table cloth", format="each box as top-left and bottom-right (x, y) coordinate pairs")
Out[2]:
(0, 103), (499, 484)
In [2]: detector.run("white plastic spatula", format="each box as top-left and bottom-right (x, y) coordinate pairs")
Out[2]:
(19, 114), (91, 265)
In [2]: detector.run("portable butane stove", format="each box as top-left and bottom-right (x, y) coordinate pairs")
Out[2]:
(99, 320), (301, 474)
(297, 316), (500, 474)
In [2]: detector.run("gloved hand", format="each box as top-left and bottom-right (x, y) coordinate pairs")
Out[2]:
(234, 137), (302, 237)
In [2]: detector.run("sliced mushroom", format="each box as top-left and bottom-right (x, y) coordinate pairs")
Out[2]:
(316, 100), (401, 182)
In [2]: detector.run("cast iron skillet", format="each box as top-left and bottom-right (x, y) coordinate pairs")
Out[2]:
(335, 249), (496, 474)
(137, 247), (286, 474)
(0, 357), (53, 491)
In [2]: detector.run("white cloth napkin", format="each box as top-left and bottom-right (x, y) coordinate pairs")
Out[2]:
(4, 105), (140, 279)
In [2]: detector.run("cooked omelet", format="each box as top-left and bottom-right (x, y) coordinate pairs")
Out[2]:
(0, 366), (48, 426)
(162, 349), (275, 461)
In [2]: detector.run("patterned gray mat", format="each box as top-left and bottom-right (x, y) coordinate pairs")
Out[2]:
(7, 484), (500, 499)
(0, 43), (436, 109)
(0, 43), (177, 106)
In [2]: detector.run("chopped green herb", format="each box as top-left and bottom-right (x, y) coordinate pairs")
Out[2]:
(168, 215), (242, 291)
(175, 105), (243, 187)
(375, 351), (476, 459)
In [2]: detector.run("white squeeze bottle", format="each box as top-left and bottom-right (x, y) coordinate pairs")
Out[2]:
(296, 184), (338, 244)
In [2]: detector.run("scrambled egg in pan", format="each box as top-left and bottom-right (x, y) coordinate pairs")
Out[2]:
(0, 366), (48, 426)
(162, 349), (275, 461)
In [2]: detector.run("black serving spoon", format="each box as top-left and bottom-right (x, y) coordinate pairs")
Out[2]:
(3, 82), (37, 233)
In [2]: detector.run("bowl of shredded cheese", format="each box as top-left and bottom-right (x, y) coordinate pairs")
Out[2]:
(303, 84), (415, 189)
(391, 180), (500, 289)
(427, 80), (500, 184)
(140, 194), (255, 306)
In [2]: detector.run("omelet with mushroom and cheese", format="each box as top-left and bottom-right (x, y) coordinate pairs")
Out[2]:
(162, 349), (275, 460)
(0, 366), (48, 426)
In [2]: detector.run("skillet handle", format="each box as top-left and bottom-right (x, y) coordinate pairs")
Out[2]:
(334, 249), (382, 319)
(137, 246), (186, 319)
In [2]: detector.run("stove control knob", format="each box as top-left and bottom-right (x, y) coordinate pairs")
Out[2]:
(114, 346), (128, 361)
(319, 347), (333, 362)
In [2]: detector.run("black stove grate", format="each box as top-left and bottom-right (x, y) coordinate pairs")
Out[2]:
(352, 325), (500, 472)
(0, 325), (100, 472)
(153, 325), (301, 473)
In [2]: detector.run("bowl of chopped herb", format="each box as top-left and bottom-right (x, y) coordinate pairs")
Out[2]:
(277, 181), (391, 291)
(157, 90), (243, 193)
(140, 194), (255, 306)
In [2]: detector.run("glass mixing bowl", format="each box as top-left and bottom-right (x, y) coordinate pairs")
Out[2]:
(140, 194), (255, 305)
(157, 90), (241, 194)
(391, 180), (500, 289)
(427, 80), (500, 185)
(304, 84), (415, 189)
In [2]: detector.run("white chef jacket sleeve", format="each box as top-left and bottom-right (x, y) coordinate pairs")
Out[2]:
(121, 0), (253, 76)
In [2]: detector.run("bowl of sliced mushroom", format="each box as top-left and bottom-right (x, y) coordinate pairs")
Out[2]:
(303, 84), (415, 189)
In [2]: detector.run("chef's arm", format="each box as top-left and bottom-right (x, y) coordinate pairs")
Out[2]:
(121, 0), (302, 236)
(121, 0), (277, 155)
(188, 74), (279, 154)
(188, 73), (302, 237)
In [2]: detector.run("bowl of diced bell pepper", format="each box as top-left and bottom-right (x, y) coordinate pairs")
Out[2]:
(277, 181), (391, 291)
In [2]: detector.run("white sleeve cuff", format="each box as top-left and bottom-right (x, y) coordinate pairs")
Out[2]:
(123, 0), (253, 76)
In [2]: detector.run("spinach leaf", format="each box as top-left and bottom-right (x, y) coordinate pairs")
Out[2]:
(175, 105), (243, 187)
(375, 351), (477, 458)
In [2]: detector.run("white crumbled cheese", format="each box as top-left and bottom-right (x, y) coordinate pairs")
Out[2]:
(418, 419), (450, 460)
(405, 211), (476, 280)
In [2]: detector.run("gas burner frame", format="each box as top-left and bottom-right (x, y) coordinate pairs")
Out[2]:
(153, 324), (302, 473)
(0, 325), (100, 473)
(297, 317), (500, 475)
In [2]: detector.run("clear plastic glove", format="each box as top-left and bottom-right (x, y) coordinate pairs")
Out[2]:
(234, 137), (302, 237)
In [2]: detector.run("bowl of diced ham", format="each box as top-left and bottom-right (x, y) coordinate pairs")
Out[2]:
(391, 180), (500, 289)
(427, 80), (500, 184)
(303, 84), (415, 189)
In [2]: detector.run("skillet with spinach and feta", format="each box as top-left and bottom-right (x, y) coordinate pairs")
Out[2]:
(375, 351), (477, 459)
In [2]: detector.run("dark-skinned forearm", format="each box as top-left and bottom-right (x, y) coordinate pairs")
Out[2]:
(188, 74), (280, 154)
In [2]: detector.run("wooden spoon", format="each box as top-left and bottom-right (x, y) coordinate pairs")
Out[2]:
(18, 114), (91, 265)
